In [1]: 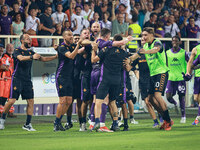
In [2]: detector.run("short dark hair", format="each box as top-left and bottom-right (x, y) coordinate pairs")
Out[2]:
(80, 28), (89, 34)
(132, 14), (138, 23)
(189, 16), (195, 21)
(44, 5), (51, 11)
(13, 12), (21, 21)
(74, 34), (80, 37)
(113, 34), (123, 41)
(1, 4), (8, 10)
(172, 35), (181, 41)
(12, 1), (19, 7)
(143, 27), (155, 35)
(75, 5), (82, 10)
(100, 28), (111, 38)
(84, 2), (90, 6)
(150, 12), (157, 18)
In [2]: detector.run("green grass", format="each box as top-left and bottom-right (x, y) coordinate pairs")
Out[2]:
(0, 110), (200, 150)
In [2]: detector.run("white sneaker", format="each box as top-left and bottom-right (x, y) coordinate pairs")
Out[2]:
(0, 119), (5, 130)
(180, 117), (186, 123)
(118, 121), (124, 127)
(130, 118), (139, 124)
(22, 123), (36, 131)
(79, 123), (87, 131)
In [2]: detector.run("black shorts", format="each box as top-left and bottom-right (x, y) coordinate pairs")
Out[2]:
(81, 76), (92, 101)
(73, 78), (81, 99)
(56, 77), (73, 97)
(139, 82), (149, 100)
(10, 78), (34, 100)
(148, 72), (168, 96)
(96, 79), (120, 101)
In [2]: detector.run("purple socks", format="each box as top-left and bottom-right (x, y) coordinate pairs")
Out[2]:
(90, 103), (95, 122)
(100, 103), (107, 123)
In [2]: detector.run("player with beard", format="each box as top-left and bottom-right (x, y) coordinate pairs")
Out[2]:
(90, 22), (101, 41)
(90, 28), (134, 132)
(54, 30), (84, 131)
(0, 34), (58, 131)
(91, 34), (133, 132)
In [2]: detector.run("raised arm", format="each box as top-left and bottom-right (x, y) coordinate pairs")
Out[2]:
(65, 40), (82, 59)
(112, 0), (116, 21)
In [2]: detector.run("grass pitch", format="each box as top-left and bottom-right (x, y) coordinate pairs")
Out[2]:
(0, 109), (200, 150)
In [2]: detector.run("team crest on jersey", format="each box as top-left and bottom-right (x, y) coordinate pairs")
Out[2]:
(61, 45), (65, 47)
(83, 88), (87, 92)
(21, 52), (24, 55)
(59, 85), (63, 89)
(29, 52), (32, 55)
(126, 88), (128, 92)
(72, 46), (74, 49)
(14, 87), (17, 90)
(119, 93), (122, 96)
(115, 49), (120, 53)
(16, 49), (18, 51)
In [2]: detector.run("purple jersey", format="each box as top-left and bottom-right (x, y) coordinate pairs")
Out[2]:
(0, 14), (12, 35)
(186, 24), (200, 38)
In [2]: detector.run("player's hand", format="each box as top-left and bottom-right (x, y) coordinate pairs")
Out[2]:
(33, 53), (41, 60)
(127, 36), (134, 41)
(50, 28), (56, 34)
(123, 57), (131, 65)
(92, 41), (100, 52)
(36, 19), (40, 24)
(139, 48), (145, 54)
(77, 38), (84, 45)
(182, 72), (192, 81)
(53, 44), (58, 51)
(125, 63), (132, 72)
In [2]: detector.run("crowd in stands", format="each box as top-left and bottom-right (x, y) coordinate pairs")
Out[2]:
(1, 0), (200, 49)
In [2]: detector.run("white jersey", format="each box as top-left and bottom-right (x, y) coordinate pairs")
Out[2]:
(71, 14), (89, 34)
(51, 12), (67, 24)
(25, 15), (40, 32)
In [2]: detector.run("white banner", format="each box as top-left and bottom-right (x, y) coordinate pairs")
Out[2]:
(32, 58), (58, 97)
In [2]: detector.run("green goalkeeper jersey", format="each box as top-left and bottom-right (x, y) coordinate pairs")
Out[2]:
(194, 44), (200, 77)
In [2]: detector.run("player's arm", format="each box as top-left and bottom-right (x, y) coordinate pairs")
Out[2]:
(186, 47), (197, 75)
(139, 42), (162, 54)
(39, 54), (58, 62)
(112, 36), (134, 47)
(91, 41), (100, 63)
(17, 53), (41, 61)
(133, 70), (139, 80)
(65, 39), (82, 59)
(191, 54), (200, 70)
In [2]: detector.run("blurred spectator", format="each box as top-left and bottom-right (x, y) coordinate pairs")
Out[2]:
(99, 0), (112, 20)
(16, 0), (24, 12)
(53, 23), (63, 44)
(160, 11), (169, 25)
(164, 14), (181, 37)
(127, 13), (141, 53)
(186, 16), (200, 50)
(71, 5), (89, 34)
(179, 8), (191, 37)
(100, 11), (112, 30)
(175, 0), (190, 8)
(76, 0), (83, 8)
(8, 1), (25, 22)
(94, 0), (102, 19)
(0, 5), (12, 38)
(73, 34), (80, 44)
(155, 20), (165, 38)
(25, 7), (40, 47)
(143, 1), (164, 24)
(120, 0), (131, 17)
(81, 2), (94, 20)
(65, 0), (76, 26)
(143, 12), (157, 28)
(111, 1), (128, 37)
(135, 1), (147, 29)
(51, 3), (67, 26)
(88, 11), (101, 28)
(63, 20), (75, 31)
(39, 5), (55, 47)
(173, 10), (180, 24)
(11, 13), (24, 48)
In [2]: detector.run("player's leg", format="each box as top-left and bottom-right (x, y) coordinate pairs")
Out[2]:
(89, 98), (96, 129)
(166, 81), (178, 114)
(121, 103), (129, 131)
(64, 99), (74, 129)
(54, 97), (68, 131)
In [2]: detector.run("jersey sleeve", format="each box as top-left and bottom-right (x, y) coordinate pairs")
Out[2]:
(193, 55), (200, 66)
(131, 58), (139, 71)
(185, 51), (189, 62)
(58, 45), (69, 56)
(154, 41), (163, 53)
(98, 40), (113, 49)
(13, 49), (22, 58)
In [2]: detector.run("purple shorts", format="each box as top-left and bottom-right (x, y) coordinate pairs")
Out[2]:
(194, 77), (200, 94)
(166, 80), (186, 96)
(90, 68), (100, 95)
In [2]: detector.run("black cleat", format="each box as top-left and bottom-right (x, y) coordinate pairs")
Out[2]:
(123, 125), (129, 131)
(111, 125), (120, 132)
(54, 122), (66, 132)
(64, 122), (73, 130)
(90, 122), (100, 132)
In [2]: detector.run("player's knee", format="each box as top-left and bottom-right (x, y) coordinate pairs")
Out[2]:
(194, 95), (198, 102)
(66, 99), (72, 106)
(9, 99), (16, 105)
